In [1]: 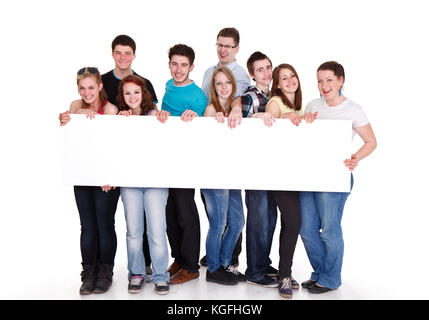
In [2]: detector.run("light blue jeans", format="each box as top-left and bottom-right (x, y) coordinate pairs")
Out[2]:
(299, 175), (353, 289)
(201, 189), (245, 272)
(121, 187), (170, 283)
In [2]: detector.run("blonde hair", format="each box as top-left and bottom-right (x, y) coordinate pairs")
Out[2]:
(76, 67), (108, 108)
(209, 66), (237, 114)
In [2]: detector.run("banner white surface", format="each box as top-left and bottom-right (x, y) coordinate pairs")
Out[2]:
(63, 115), (352, 192)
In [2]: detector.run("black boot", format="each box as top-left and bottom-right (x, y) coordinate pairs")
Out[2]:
(79, 263), (96, 295)
(93, 262), (114, 294)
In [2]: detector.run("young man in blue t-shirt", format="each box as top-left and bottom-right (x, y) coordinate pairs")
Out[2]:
(157, 44), (206, 285)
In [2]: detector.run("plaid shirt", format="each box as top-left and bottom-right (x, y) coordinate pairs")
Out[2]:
(241, 86), (270, 118)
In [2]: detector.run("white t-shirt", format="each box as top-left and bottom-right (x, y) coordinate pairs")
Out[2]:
(305, 98), (369, 137)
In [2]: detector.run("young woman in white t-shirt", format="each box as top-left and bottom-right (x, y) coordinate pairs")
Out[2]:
(300, 61), (377, 294)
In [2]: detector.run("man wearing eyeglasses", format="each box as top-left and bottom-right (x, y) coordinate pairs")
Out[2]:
(201, 27), (250, 103)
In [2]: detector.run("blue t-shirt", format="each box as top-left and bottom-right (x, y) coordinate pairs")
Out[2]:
(161, 79), (207, 116)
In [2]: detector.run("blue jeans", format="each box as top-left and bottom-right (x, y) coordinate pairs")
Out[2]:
(299, 175), (354, 289)
(201, 189), (245, 272)
(245, 190), (278, 281)
(121, 187), (170, 283)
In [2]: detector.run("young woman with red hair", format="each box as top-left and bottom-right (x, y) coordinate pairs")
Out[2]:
(115, 75), (170, 295)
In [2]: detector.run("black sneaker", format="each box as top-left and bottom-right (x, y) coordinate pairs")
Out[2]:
(200, 255), (207, 267)
(276, 273), (300, 290)
(128, 275), (144, 294)
(279, 277), (293, 299)
(155, 281), (169, 295)
(206, 267), (238, 285)
(230, 258), (239, 268)
(301, 279), (317, 289)
(247, 275), (279, 288)
(225, 265), (246, 282)
(265, 265), (278, 277)
(291, 277), (300, 290)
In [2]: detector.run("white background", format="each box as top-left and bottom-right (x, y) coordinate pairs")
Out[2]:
(0, 0), (428, 300)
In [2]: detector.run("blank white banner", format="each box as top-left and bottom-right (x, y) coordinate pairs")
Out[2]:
(63, 115), (352, 192)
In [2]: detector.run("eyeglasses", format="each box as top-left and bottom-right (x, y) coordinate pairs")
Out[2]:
(77, 67), (98, 75)
(216, 43), (237, 50)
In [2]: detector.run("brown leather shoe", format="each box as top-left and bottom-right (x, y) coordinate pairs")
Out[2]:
(167, 261), (182, 277)
(170, 269), (199, 285)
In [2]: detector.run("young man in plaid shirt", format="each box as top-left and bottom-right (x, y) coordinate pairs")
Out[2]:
(240, 52), (280, 288)
(241, 51), (274, 122)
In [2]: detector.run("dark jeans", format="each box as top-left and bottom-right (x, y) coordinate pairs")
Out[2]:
(200, 191), (241, 264)
(270, 191), (301, 278)
(74, 186), (119, 265)
(166, 188), (200, 273)
(245, 190), (278, 281)
(143, 217), (151, 266)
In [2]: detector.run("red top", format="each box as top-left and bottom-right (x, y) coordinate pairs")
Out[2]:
(97, 101), (109, 114)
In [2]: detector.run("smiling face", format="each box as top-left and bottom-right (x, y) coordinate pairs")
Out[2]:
(216, 36), (239, 66)
(112, 44), (135, 71)
(78, 76), (102, 105)
(277, 68), (299, 94)
(123, 82), (142, 110)
(317, 69), (344, 100)
(169, 55), (194, 86)
(214, 71), (233, 100)
(252, 58), (273, 88)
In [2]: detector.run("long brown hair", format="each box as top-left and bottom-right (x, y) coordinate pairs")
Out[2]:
(270, 64), (302, 111)
(116, 75), (155, 115)
(76, 67), (108, 109)
(209, 66), (237, 114)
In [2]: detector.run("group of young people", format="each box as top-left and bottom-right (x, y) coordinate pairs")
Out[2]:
(59, 28), (377, 299)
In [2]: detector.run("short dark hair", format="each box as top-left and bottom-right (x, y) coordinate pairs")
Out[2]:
(217, 27), (240, 45)
(111, 35), (136, 53)
(317, 61), (345, 82)
(168, 44), (195, 65)
(246, 51), (272, 76)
